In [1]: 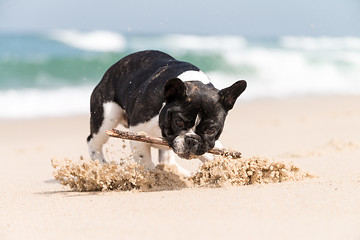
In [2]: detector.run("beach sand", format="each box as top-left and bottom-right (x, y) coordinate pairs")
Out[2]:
(1, 95), (360, 239)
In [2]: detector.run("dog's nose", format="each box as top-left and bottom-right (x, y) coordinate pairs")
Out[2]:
(185, 136), (199, 149)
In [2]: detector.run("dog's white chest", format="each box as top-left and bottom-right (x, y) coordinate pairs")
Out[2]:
(129, 114), (162, 139)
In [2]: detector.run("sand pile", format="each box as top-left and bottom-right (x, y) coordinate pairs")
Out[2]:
(52, 156), (314, 192)
(51, 158), (187, 191)
(189, 156), (314, 187)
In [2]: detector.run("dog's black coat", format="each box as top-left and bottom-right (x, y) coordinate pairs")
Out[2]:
(89, 50), (201, 138)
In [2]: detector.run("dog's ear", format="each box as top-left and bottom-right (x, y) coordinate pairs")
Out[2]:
(164, 78), (186, 102)
(218, 80), (247, 111)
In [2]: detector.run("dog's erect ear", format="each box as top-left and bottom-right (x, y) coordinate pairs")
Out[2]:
(164, 78), (187, 102)
(218, 80), (247, 111)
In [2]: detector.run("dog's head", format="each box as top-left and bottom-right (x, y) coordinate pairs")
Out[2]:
(159, 78), (246, 159)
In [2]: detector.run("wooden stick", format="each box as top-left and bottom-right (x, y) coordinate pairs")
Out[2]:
(106, 129), (241, 159)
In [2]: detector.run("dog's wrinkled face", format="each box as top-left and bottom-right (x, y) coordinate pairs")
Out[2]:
(159, 78), (246, 159)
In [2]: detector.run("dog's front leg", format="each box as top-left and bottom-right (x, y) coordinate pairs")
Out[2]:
(159, 149), (191, 177)
(130, 142), (155, 170)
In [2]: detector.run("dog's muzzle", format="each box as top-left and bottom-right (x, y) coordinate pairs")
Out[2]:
(172, 133), (208, 159)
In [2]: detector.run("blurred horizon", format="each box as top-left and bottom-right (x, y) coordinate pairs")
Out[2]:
(0, 0), (359, 37)
(1, 0), (360, 119)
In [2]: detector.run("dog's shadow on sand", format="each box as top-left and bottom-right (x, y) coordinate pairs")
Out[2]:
(37, 180), (104, 197)
(37, 190), (105, 197)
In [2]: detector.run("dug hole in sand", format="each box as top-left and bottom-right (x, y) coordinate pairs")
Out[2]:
(51, 154), (315, 192)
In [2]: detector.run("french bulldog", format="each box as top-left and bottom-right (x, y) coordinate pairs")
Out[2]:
(87, 50), (246, 176)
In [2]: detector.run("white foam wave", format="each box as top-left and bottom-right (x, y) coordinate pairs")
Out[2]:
(210, 71), (360, 100)
(164, 35), (247, 52)
(50, 30), (126, 52)
(220, 47), (360, 98)
(0, 86), (92, 119)
(280, 36), (360, 50)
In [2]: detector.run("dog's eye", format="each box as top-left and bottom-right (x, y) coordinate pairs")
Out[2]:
(175, 118), (185, 128)
(205, 127), (216, 135)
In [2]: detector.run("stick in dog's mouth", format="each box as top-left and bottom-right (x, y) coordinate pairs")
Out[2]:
(106, 129), (242, 159)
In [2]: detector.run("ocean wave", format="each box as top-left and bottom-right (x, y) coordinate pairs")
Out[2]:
(2, 33), (360, 118)
(1, 61), (360, 119)
(217, 46), (360, 98)
(0, 86), (93, 119)
(280, 36), (360, 50)
(209, 68), (360, 100)
(49, 30), (126, 52)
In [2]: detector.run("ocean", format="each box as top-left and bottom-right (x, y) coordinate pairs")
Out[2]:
(1, 30), (360, 119)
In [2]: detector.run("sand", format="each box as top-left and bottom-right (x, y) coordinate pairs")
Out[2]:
(51, 156), (313, 191)
(1, 95), (360, 240)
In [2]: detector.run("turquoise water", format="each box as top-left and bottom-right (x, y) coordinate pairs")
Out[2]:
(1, 30), (360, 118)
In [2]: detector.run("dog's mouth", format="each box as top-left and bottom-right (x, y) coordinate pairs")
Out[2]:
(171, 144), (209, 160)
(175, 151), (198, 160)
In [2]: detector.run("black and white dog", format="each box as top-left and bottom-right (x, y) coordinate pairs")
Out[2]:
(87, 50), (246, 176)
